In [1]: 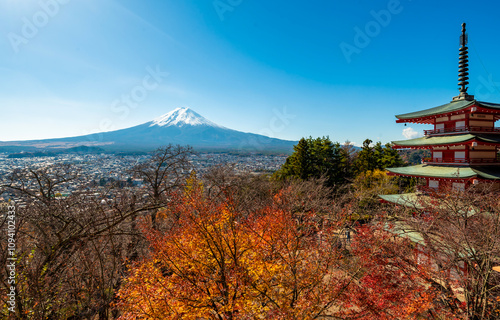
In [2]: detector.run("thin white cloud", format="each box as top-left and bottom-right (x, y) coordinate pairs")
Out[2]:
(402, 127), (420, 139)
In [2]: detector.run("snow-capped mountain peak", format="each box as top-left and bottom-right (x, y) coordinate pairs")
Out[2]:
(150, 107), (222, 128)
(0, 106), (297, 152)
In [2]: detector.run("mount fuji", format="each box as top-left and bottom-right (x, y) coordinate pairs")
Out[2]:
(0, 108), (297, 153)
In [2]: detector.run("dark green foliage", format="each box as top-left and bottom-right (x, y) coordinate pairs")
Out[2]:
(354, 139), (405, 176)
(354, 139), (377, 174)
(274, 137), (349, 187)
(275, 137), (406, 188)
(379, 142), (406, 169)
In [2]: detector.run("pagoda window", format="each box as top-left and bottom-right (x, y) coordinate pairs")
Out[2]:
(455, 120), (466, 129)
(435, 123), (444, 133)
(452, 182), (465, 191)
(455, 151), (466, 162)
(429, 180), (439, 189)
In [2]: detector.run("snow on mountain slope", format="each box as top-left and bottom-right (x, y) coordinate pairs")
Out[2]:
(150, 107), (224, 128)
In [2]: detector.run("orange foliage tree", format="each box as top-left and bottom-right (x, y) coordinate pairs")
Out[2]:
(115, 178), (352, 319)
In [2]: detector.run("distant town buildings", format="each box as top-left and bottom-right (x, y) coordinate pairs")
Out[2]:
(0, 152), (287, 206)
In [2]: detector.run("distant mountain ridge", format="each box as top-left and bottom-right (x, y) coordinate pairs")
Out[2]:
(0, 107), (297, 153)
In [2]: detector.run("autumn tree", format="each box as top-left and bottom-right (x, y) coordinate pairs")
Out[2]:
(130, 144), (194, 203)
(130, 144), (194, 227)
(338, 223), (451, 319)
(0, 164), (160, 319)
(351, 169), (399, 213)
(203, 163), (273, 215)
(116, 177), (354, 319)
(397, 187), (500, 319)
(4, 163), (81, 206)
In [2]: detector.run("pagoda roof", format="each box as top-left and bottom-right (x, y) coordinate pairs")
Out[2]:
(392, 133), (500, 149)
(383, 219), (477, 254)
(380, 193), (481, 219)
(471, 166), (500, 180)
(395, 100), (500, 123)
(379, 193), (425, 210)
(386, 164), (500, 180)
(383, 220), (426, 245)
(387, 164), (477, 179)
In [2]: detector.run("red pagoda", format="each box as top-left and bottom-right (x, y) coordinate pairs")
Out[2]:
(381, 23), (500, 205)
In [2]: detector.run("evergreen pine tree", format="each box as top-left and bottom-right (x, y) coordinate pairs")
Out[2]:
(354, 139), (376, 175)
(275, 137), (349, 187)
(276, 138), (312, 181)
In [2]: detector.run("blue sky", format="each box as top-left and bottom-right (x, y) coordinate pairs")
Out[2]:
(2, 0), (500, 146)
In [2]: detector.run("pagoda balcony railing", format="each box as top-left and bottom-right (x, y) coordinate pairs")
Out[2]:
(424, 126), (500, 136)
(422, 157), (500, 164)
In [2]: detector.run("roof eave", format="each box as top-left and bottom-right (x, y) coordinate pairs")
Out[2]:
(395, 101), (500, 123)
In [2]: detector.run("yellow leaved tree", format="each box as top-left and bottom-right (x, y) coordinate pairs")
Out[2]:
(115, 176), (350, 319)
